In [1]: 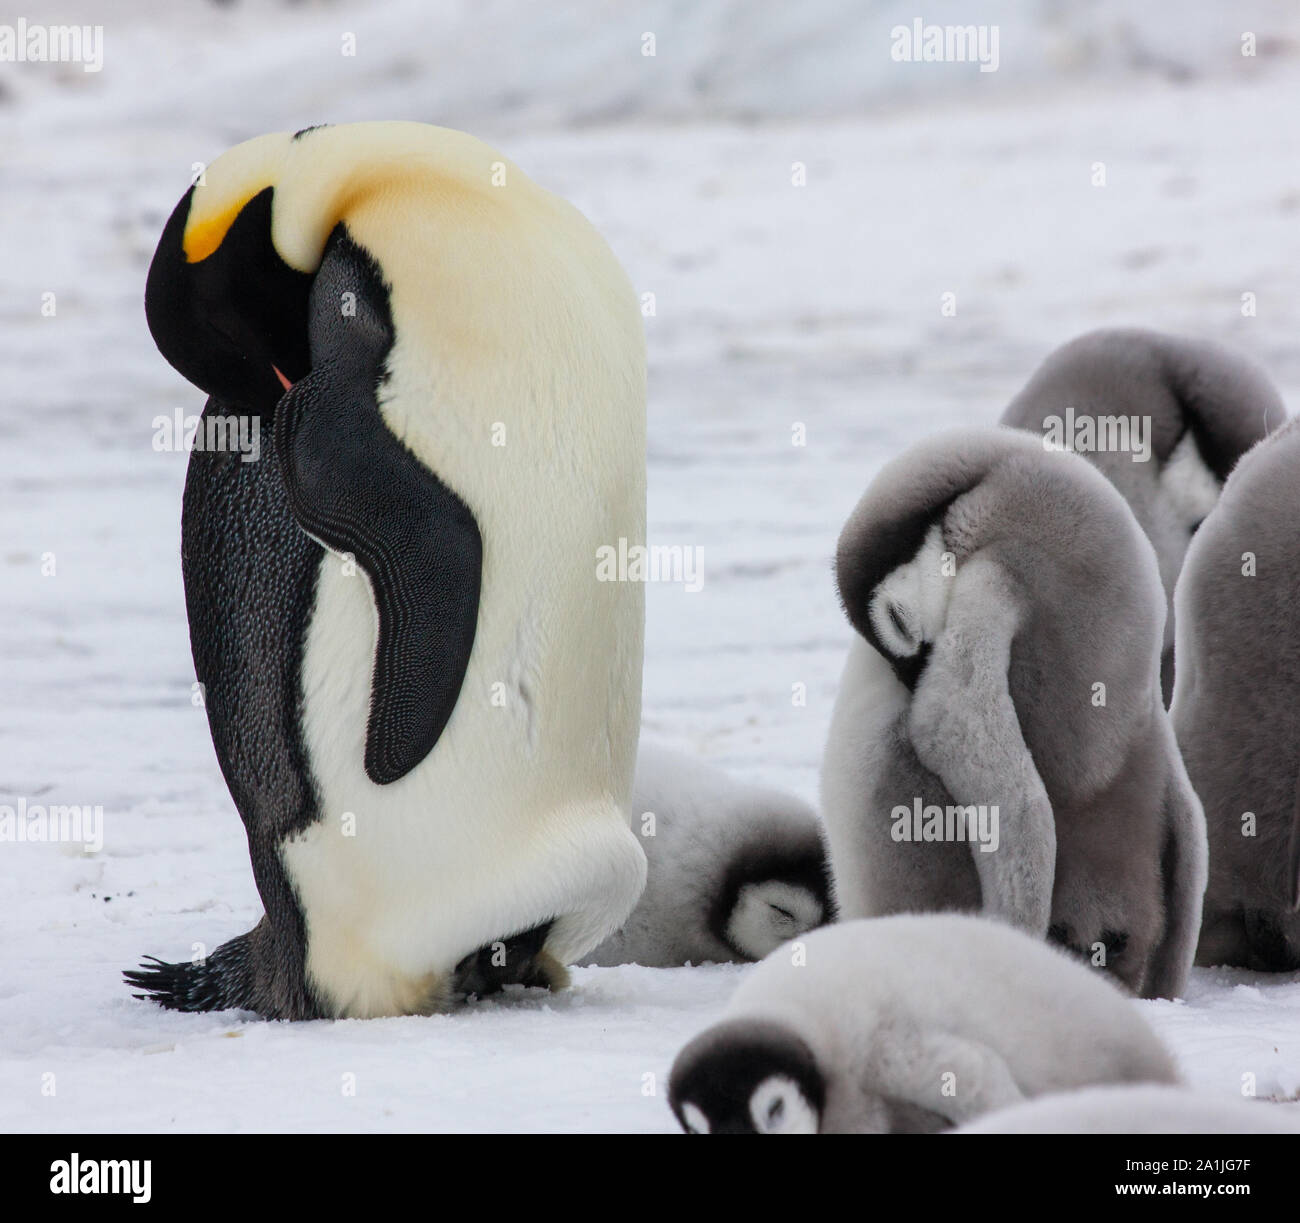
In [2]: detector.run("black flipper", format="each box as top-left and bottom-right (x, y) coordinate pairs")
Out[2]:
(1142, 759), (1207, 999)
(275, 230), (482, 785)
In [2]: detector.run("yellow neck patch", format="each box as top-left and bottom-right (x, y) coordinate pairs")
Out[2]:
(178, 124), (532, 272)
(184, 195), (260, 263)
(180, 131), (289, 263)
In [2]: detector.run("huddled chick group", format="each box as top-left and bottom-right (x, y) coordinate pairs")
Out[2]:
(661, 329), (1300, 1135)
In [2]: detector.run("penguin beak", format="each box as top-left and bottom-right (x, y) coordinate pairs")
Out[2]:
(273, 365), (294, 392)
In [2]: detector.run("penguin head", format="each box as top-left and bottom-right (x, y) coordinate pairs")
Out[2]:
(835, 429), (1019, 689)
(1144, 331), (1286, 493)
(1005, 329), (1285, 549)
(145, 132), (315, 412)
(670, 1018), (825, 1134)
(841, 516), (957, 689)
(710, 832), (832, 961)
(723, 880), (826, 961)
(146, 122), (517, 414)
(863, 521), (955, 680)
(1156, 429), (1226, 542)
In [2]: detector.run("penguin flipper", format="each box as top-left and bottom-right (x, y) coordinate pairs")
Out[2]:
(1142, 741), (1207, 999)
(878, 1030), (1025, 1128)
(275, 230), (482, 786)
(275, 360), (482, 785)
(908, 557), (1056, 934)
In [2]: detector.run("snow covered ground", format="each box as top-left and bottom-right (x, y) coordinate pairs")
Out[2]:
(2, 1), (1300, 1131)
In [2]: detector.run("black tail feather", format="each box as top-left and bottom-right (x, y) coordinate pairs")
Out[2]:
(128, 920), (561, 1017)
(123, 954), (230, 1012)
(124, 930), (257, 1013)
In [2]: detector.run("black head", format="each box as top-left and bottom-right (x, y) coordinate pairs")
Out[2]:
(145, 184), (313, 413)
(834, 430), (1020, 691)
(836, 504), (956, 690)
(669, 1019), (825, 1134)
(708, 836), (833, 961)
(1153, 334), (1285, 482)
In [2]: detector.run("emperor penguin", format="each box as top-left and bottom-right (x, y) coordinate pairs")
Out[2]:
(581, 744), (832, 967)
(999, 328), (1285, 701)
(125, 122), (649, 1019)
(953, 1085), (1300, 1134)
(1171, 419), (1300, 971)
(668, 915), (1178, 1134)
(821, 427), (1206, 999)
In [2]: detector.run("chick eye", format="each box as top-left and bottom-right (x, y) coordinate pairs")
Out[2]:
(888, 602), (910, 638)
(767, 1096), (785, 1126)
(1190, 518), (1205, 534)
(770, 905), (796, 924)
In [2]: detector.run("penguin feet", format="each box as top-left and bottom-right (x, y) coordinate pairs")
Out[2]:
(1242, 909), (1300, 972)
(451, 921), (567, 1001)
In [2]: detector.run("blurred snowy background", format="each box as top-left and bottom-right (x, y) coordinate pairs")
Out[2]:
(2, 0), (1299, 1131)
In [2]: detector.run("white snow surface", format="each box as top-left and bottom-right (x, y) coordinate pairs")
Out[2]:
(2, 1), (1300, 1132)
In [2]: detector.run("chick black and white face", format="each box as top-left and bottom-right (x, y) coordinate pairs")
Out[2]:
(725, 880), (825, 962)
(863, 521), (954, 687)
(867, 522), (952, 661)
(669, 1020), (825, 1135)
(679, 1074), (819, 1135)
(711, 840), (832, 962)
(1157, 430), (1223, 540)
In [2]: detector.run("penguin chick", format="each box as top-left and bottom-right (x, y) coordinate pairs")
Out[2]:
(1000, 328), (1285, 701)
(669, 915), (1179, 1134)
(822, 427), (1206, 999)
(582, 744), (832, 967)
(1172, 418), (1300, 971)
(952, 1084), (1300, 1134)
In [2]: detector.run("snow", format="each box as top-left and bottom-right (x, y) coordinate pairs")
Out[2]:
(2, 0), (1299, 1132)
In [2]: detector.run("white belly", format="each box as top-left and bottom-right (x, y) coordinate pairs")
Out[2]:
(820, 637), (910, 920)
(283, 531), (646, 1018)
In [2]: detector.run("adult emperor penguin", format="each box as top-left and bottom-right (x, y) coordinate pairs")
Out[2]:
(1000, 328), (1285, 701)
(953, 1085), (1300, 1134)
(821, 427), (1206, 999)
(668, 916), (1178, 1134)
(581, 745), (831, 967)
(125, 122), (648, 1018)
(1172, 419), (1300, 971)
